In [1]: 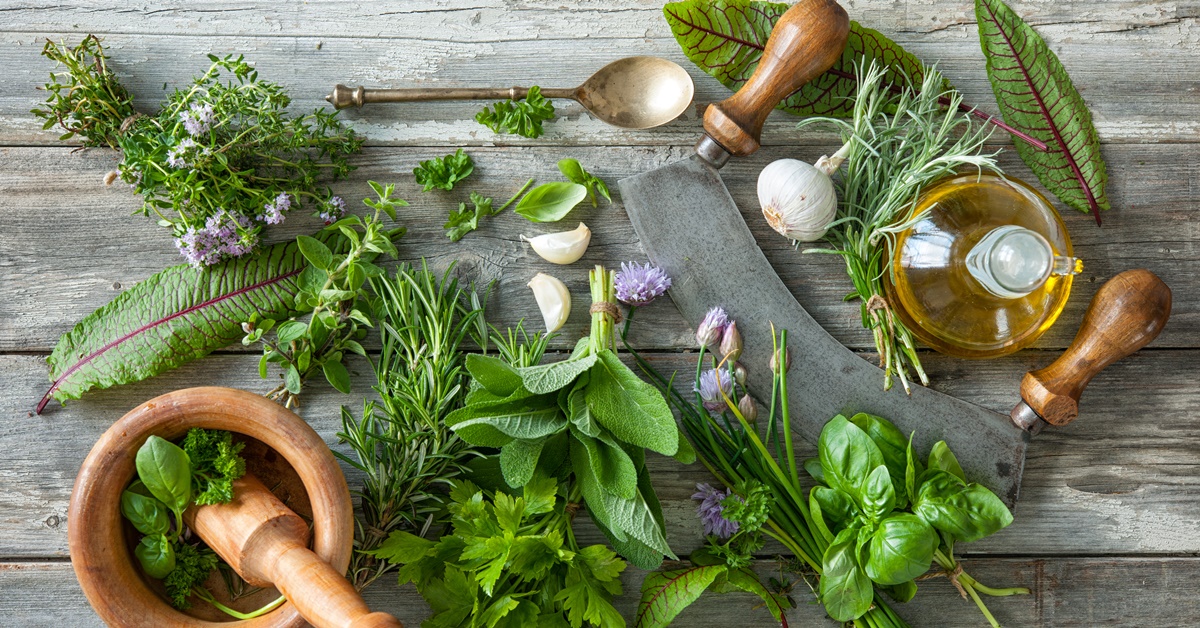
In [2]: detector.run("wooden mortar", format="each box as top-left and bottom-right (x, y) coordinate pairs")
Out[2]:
(69, 387), (401, 628)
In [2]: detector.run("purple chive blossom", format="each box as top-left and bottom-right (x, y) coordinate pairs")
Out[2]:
(693, 483), (739, 539)
(319, 196), (347, 224)
(174, 209), (257, 267)
(180, 102), (215, 136)
(696, 368), (733, 412)
(259, 192), (291, 225)
(695, 306), (729, 347)
(615, 262), (672, 306)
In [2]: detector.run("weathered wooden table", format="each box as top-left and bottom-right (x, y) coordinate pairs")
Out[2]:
(1, 1), (1196, 626)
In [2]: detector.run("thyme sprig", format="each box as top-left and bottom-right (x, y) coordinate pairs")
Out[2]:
(800, 61), (1001, 392)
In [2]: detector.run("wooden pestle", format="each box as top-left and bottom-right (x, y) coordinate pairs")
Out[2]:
(184, 474), (402, 628)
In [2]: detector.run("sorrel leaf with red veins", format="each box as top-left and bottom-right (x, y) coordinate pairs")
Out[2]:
(635, 564), (727, 628)
(38, 238), (312, 413)
(976, 0), (1109, 224)
(663, 0), (934, 118)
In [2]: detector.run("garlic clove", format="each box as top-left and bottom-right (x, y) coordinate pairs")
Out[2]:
(521, 222), (591, 265)
(758, 158), (838, 243)
(528, 272), (571, 333)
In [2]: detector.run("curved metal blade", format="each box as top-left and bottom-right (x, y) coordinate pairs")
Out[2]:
(619, 155), (1029, 505)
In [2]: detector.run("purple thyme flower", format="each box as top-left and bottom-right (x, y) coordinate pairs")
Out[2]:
(696, 368), (733, 412)
(692, 483), (739, 539)
(319, 196), (347, 224)
(615, 262), (672, 306)
(175, 209), (256, 267)
(180, 102), (215, 136)
(259, 192), (291, 225)
(695, 306), (729, 347)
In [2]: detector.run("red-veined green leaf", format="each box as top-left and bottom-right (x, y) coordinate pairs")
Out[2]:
(635, 564), (727, 628)
(37, 238), (315, 412)
(976, 0), (1109, 224)
(724, 567), (792, 625)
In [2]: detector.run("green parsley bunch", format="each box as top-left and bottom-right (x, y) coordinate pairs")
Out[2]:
(34, 36), (362, 266)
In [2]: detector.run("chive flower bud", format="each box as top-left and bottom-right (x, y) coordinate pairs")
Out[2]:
(738, 394), (758, 423)
(719, 321), (743, 362)
(733, 362), (747, 386)
(696, 306), (729, 347)
(770, 346), (792, 374)
(696, 368), (732, 412)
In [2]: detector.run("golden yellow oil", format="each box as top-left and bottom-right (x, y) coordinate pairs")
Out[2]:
(884, 173), (1075, 359)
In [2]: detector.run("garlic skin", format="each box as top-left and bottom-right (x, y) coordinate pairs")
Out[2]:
(522, 222), (591, 265)
(528, 273), (571, 333)
(758, 158), (838, 242)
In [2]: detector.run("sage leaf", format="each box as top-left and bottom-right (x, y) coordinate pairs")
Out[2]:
(568, 385), (600, 437)
(820, 528), (874, 622)
(914, 470), (1013, 542)
(120, 491), (170, 537)
(635, 565), (727, 628)
(818, 415), (884, 505)
(865, 513), (937, 586)
(500, 438), (545, 488)
(466, 353), (525, 397)
(518, 353), (597, 394)
(38, 237), (314, 413)
(665, 1), (937, 118)
(135, 435), (192, 512)
(513, 182), (587, 223)
(572, 431), (638, 500)
(135, 534), (176, 579)
(976, 0), (1109, 224)
(585, 350), (678, 456)
(451, 406), (566, 441)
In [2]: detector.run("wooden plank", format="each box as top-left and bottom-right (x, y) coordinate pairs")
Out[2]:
(5, 556), (1200, 627)
(1, 144), (1194, 353)
(1, 15), (1197, 146)
(5, 350), (1199, 559)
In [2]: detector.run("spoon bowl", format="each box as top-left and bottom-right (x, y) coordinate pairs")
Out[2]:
(574, 56), (695, 129)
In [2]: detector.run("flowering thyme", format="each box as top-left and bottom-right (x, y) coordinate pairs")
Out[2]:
(615, 261), (672, 306)
(259, 192), (291, 225)
(180, 101), (215, 136)
(318, 196), (347, 224)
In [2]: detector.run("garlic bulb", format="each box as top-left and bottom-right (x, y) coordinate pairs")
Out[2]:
(528, 273), (571, 333)
(758, 149), (846, 242)
(521, 222), (591, 264)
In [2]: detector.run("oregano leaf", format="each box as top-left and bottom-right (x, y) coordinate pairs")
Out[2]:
(39, 237), (316, 412)
(976, 0), (1110, 224)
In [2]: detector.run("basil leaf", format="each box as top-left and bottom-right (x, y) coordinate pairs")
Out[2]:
(819, 528), (874, 622)
(861, 465), (896, 522)
(927, 440), (966, 481)
(905, 433), (919, 505)
(818, 415), (884, 504)
(557, 158), (611, 207)
(466, 353), (525, 396)
(883, 579), (918, 604)
(803, 457), (825, 484)
(518, 353), (597, 394)
(585, 350), (679, 456)
(135, 534), (176, 579)
(865, 513), (937, 586)
(811, 486), (857, 530)
(120, 490), (170, 537)
(513, 182), (587, 223)
(499, 438), (545, 488)
(913, 470), (1014, 542)
(849, 413), (916, 505)
(135, 435), (192, 513)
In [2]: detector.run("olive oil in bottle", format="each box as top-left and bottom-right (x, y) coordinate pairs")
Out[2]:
(884, 173), (1082, 359)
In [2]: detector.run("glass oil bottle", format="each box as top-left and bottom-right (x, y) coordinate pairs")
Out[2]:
(884, 172), (1082, 359)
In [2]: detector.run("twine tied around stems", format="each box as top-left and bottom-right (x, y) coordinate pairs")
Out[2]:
(589, 301), (623, 324)
(918, 562), (967, 599)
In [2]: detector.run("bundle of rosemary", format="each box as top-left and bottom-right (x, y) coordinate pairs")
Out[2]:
(799, 62), (1001, 392)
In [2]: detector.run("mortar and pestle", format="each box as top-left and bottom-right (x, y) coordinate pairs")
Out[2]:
(69, 387), (401, 628)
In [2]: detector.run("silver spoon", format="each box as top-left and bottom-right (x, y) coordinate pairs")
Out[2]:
(326, 56), (695, 130)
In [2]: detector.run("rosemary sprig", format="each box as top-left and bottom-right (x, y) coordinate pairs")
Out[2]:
(335, 262), (482, 591)
(800, 61), (1000, 393)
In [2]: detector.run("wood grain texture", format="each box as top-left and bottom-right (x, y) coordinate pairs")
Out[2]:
(1, 145), (1195, 354)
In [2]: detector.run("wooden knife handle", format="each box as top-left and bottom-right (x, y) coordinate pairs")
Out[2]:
(702, 0), (849, 156)
(1021, 269), (1172, 426)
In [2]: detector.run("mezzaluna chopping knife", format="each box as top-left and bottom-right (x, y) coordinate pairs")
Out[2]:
(618, 0), (1172, 505)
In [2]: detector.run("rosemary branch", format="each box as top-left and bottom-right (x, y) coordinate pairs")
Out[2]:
(800, 61), (1001, 393)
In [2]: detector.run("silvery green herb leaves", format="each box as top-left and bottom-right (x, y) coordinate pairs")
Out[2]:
(514, 181), (587, 223)
(558, 158), (611, 207)
(809, 414), (1016, 622)
(414, 149), (474, 192)
(475, 85), (556, 138)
